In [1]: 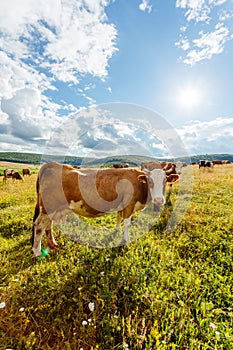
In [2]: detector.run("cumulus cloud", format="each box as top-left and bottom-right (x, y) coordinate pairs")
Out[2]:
(177, 23), (230, 64)
(139, 0), (152, 14)
(0, 0), (117, 152)
(176, 0), (233, 64)
(178, 117), (233, 154)
(176, 0), (228, 23)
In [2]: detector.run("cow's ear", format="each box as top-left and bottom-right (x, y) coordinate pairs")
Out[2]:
(167, 174), (179, 183)
(138, 174), (147, 184)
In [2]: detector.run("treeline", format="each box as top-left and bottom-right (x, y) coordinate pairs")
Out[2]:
(0, 151), (233, 167)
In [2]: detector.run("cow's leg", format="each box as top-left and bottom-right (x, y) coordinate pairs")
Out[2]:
(46, 228), (58, 249)
(116, 211), (123, 230)
(32, 213), (52, 257)
(123, 217), (132, 243)
(121, 205), (135, 243)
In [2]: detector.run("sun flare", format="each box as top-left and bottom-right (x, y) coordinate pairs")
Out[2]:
(177, 86), (201, 109)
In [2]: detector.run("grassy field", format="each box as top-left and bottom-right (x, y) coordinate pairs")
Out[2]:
(0, 164), (233, 349)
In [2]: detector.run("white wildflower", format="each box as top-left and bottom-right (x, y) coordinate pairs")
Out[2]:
(209, 322), (217, 329)
(0, 302), (6, 308)
(88, 302), (95, 312)
(82, 320), (88, 326)
(19, 307), (25, 312)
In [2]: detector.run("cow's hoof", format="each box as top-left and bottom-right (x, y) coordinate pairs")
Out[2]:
(48, 241), (59, 249)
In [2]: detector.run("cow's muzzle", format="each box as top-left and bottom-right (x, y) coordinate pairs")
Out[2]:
(153, 198), (165, 205)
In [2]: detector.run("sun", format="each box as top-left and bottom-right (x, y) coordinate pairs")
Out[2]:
(177, 86), (201, 109)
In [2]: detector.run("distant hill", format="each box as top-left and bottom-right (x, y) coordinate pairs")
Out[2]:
(0, 151), (233, 166)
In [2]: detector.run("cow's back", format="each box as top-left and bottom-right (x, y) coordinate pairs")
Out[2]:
(38, 163), (149, 217)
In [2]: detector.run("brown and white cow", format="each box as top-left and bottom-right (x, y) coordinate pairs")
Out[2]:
(3, 169), (24, 182)
(12, 171), (24, 181)
(174, 161), (187, 175)
(32, 162), (179, 257)
(22, 168), (31, 176)
(141, 161), (167, 171)
(3, 169), (15, 182)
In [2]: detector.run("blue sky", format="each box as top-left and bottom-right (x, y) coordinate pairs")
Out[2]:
(0, 0), (233, 157)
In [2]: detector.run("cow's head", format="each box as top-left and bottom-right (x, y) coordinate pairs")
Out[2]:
(139, 169), (179, 205)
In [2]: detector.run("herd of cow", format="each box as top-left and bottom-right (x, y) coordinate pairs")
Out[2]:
(1, 159), (231, 257)
(3, 168), (31, 182)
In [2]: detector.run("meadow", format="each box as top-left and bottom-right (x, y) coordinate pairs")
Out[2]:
(0, 163), (233, 349)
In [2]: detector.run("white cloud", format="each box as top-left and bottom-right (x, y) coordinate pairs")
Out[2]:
(176, 0), (211, 22)
(139, 0), (152, 14)
(0, 0), (117, 152)
(176, 0), (228, 23)
(178, 117), (233, 154)
(176, 0), (233, 64)
(175, 37), (191, 50)
(183, 23), (230, 64)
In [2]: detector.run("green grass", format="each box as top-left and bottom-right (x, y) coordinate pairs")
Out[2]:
(0, 165), (233, 349)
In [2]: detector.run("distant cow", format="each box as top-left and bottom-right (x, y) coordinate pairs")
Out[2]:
(12, 171), (24, 181)
(174, 161), (187, 175)
(199, 160), (213, 168)
(113, 163), (123, 168)
(22, 168), (31, 176)
(3, 169), (15, 182)
(212, 160), (222, 165)
(73, 165), (81, 169)
(32, 162), (179, 257)
(3, 169), (24, 182)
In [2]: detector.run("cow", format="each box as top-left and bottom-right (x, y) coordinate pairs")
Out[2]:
(212, 160), (222, 165)
(141, 161), (167, 171)
(22, 168), (31, 177)
(32, 162), (179, 257)
(113, 163), (123, 168)
(174, 161), (187, 175)
(12, 171), (24, 181)
(199, 160), (213, 168)
(3, 169), (24, 182)
(3, 169), (15, 182)
(140, 161), (179, 211)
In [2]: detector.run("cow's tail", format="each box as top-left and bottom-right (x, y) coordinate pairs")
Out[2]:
(31, 175), (40, 246)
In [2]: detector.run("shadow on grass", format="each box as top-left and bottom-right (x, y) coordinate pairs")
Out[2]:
(0, 235), (34, 282)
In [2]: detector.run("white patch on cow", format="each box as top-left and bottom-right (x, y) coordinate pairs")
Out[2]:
(123, 217), (131, 243)
(134, 201), (145, 212)
(69, 200), (96, 217)
(148, 169), (166, 205)
(71, 170), (87, 176)
(51, 209), (70, 224)
(33, 212), (52, 257)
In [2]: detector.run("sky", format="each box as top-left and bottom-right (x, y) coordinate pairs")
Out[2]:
(0, 0), (233, 158)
